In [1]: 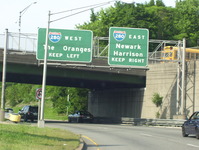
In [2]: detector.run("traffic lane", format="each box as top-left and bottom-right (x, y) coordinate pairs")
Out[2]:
(46, 123), (199, 150)
(83, 125), (198, 150)
(45, 122), (199, 150)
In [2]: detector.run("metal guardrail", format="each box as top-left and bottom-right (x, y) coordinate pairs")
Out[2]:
(121, 117), (185, 127)
(92, 117), (185, 127)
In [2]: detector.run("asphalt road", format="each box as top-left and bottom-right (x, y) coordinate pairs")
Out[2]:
(45, 121), (199, 150)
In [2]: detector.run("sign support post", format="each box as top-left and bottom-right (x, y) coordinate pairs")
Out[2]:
(38, 11), (50, 128)
(37, 13), (93, 128)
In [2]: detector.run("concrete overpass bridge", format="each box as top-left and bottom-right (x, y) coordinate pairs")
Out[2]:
(0, 48), (146, 89)
(0, 32), (179, 89)
(0, 47), (147, 122)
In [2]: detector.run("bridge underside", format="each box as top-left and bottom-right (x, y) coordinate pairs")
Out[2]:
(0, 63), (146, 89)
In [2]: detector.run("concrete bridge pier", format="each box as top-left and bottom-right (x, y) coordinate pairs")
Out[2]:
(88, 88), (145, 123)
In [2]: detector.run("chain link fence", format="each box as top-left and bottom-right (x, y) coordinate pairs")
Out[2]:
(0, 32), (37, 52)
(0, 32), (181, 64)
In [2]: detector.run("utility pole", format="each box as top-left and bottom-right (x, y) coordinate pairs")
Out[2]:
(176, 40), (182, 115)
(0, 29), (8, 121)
(176, 38), (186, 119)
(181, 38), (186, 118)
(38, 11), (50, 128)
(18, 2), (37, 50)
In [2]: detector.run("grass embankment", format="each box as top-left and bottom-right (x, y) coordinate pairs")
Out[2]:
(12, 99), (68, 120)
(0, 123), (80, 150)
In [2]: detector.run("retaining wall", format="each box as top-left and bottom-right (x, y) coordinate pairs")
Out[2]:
(88, 61), (199, 120)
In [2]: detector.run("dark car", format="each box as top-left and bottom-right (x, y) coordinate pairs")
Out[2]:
(182, 111), (199, 139)
(18, 105), (38, 122)
(68, 111), (94, 123)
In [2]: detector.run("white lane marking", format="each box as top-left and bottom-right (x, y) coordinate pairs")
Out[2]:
(187, 144), (199, 148)
(97, 127), (108, 130)
(140, 133), (153, 137)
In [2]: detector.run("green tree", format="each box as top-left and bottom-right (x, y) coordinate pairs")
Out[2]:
(6, 83), (21, 107)
(90, 9), (97, 22)
(156, 0), (165, 6)
(77, 0), (199, 49)
(148, 0), (155, 6)
(46, 86), (89, 114)
(174, 0), (199, 46)
(146, 6), (175, 40)
(46, 86), (69, 114)
(78, 1), (177, 52)
(67, 88), (89, 113)
(4, 82), (89, 114)
(6, 83), (38, 107)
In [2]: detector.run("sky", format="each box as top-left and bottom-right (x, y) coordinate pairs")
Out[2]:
(0, 0), (176, 34)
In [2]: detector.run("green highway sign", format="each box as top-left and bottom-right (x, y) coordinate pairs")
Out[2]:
(37, 28), (93, 63)
(108, 27), (149, 67)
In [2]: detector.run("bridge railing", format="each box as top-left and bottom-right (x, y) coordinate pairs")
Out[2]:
(0, 32), (177, 64)
(0, 32), (37, 53)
